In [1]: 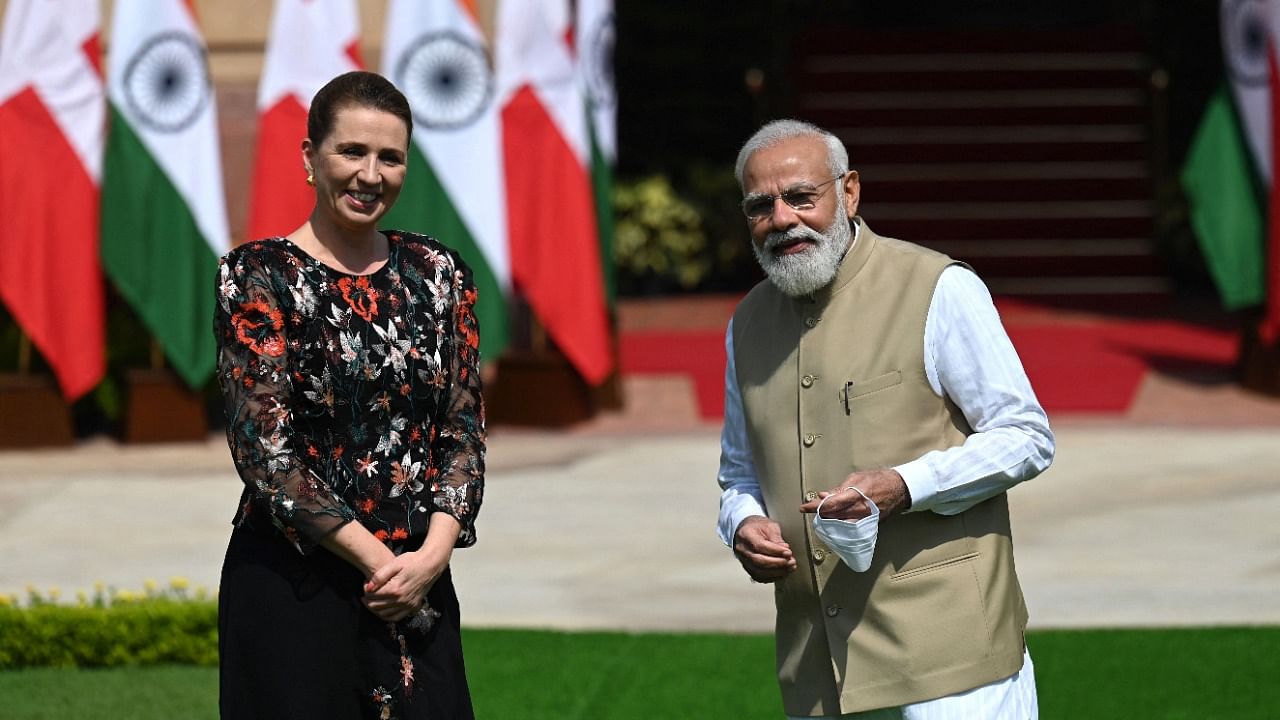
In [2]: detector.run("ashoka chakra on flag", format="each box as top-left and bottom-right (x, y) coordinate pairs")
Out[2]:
(123, 30), (211, 133)
(585, 12), (616, 109)
(1224, 0), (1269, 87)
(394, 30), (493, 130)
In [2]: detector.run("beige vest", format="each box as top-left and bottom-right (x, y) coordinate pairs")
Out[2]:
(732, 221), (1027, 715)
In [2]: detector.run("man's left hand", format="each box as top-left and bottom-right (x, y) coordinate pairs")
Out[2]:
(798, 469), (911, 519)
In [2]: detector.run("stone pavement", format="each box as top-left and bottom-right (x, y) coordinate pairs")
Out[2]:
(2, 373), (1278, 632)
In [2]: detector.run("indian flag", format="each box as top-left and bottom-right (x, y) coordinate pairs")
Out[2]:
(576, 0), (617, 304)
(0, 0), (106, 400)
(496, 0), (612, 384)
(381, 0), (510, 361)
(101, 0), (229, 388)
(247, 0), (362, 241)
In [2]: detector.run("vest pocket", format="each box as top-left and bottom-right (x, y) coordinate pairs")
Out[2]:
(889, 551), (979, 581)
(844, 370), (903, 402)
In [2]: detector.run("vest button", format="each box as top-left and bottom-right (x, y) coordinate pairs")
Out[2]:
(803, 433), (818, 447)
(813, 548), (826, 564)
(801, 374), (815, 388)
(804, 316), (818, 329)
(804, 490), (818, 502)
(825, 604), (841, 617)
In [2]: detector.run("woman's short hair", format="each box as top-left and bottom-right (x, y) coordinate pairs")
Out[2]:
(307, 71), (413, 146)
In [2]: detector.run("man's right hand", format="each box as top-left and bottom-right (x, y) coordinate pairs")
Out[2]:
(733, 515), (797, 583)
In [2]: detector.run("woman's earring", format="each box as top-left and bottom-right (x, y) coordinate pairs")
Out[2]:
(305, 168), (315, 186)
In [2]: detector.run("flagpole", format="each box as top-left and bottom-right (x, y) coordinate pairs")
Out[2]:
(17, 331), (31, 375)
(149, 338), (165, 370)
(530, 316), (548, 355)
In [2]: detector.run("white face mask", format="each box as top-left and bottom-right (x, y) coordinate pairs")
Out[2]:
(811, 486), (880, 572)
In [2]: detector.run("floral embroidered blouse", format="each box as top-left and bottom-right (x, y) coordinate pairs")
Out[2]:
(214, 230), (484, 555)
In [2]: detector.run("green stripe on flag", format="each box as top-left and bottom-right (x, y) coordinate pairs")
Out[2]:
(383, 149), (510, 361)
(1181, 85), (1266, 310)
(590, 129), (616, 306)
(100, 105), (218, 388)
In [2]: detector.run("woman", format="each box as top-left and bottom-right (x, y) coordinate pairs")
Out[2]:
(215, 71), (483, 719)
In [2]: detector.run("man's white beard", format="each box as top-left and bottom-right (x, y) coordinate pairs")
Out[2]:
(752, 209), (853, 297)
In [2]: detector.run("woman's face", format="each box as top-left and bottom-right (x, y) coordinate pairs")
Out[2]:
(303, 104), (409, 235)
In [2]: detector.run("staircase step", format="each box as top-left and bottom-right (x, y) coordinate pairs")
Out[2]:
(870, 176), (1148, 203)
(801, 69), (1145, 93)
(803, 52), (1147, 74)
(846, 140), (1146, 163)
(801, 104), (1147, 128)
(919, 238), (1155, 258)
(872, 215), (1152, 241)
(988, 275), (1172, 296)
(796, 27), (1145, 55)
(872, 200), (1149, 220)
(810, 87), (1146, 111)
(961, 254), (1164, 279)
(846, 124), (1144, 144)
(857, 162), (1146, 181)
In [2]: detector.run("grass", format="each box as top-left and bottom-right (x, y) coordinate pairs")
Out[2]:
(0, 627), (1276, 719)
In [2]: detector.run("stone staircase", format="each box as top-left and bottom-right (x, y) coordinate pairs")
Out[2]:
(792, 26), (1168, 309)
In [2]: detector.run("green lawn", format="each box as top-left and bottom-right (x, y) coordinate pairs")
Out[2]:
(1, 627), (1275, 719)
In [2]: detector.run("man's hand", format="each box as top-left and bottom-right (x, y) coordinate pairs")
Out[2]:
(733, 515), (797, 583)
(798, 469), (911, 520)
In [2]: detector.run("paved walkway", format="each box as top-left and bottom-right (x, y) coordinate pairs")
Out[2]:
(2, 376), (1278, 631)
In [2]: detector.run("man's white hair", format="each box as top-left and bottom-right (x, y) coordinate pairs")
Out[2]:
(734, 119), (849, 189)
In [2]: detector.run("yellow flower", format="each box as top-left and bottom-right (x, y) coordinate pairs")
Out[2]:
(48, 587), (60, 600)
(0, 595), (11, 607)
(76, 591), (89, 606)
(143, 579), (158, 594)
(169, 577), (190, 592)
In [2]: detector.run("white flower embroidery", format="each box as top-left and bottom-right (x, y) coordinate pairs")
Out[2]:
(372, 321), (411, 373)
(289, 274), (318, 317)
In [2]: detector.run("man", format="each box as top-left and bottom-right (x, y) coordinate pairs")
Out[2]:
(718, 119), (1054, 719)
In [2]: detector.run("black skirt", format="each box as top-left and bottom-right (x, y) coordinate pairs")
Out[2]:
(218, 522), (474, 719)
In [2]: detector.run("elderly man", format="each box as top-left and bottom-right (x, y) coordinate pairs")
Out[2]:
(717, 119), (1054, 719)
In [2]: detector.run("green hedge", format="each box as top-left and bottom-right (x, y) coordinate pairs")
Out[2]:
(0, 587), (217, 669)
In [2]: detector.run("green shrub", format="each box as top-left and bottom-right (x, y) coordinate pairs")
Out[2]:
(613, 175), (711, 294)
(0, 583), (217, 669)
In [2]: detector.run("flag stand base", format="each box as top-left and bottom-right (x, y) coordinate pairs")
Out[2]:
(486, 351), (598, 427)
(0, 374), (74, 448)
(122, 368), (209, 443)
(1237, 325), (1280, 397)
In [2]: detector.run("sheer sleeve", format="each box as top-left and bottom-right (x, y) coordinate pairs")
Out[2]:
(214, 250), (357, 553)
(427, 256), (486, 548)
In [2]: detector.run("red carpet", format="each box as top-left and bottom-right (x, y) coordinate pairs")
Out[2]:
(619, 305), (1239, 419)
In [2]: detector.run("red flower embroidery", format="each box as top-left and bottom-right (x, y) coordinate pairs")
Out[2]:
(391, 527), (409, 541)
(337, 276), (379, 321)
(231, 298), (286, 357)
(374, 529), (390, 542)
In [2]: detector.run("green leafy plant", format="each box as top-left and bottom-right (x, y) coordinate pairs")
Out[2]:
(0, 581), (217, 669)
(613, 175), (712, 294)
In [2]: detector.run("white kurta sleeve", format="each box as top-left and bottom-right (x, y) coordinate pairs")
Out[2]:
(893, 265), (1055, 515)
(717, 317), (769, 546)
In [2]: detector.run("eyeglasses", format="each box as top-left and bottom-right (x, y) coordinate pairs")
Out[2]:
(741, 174), (844, 221)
